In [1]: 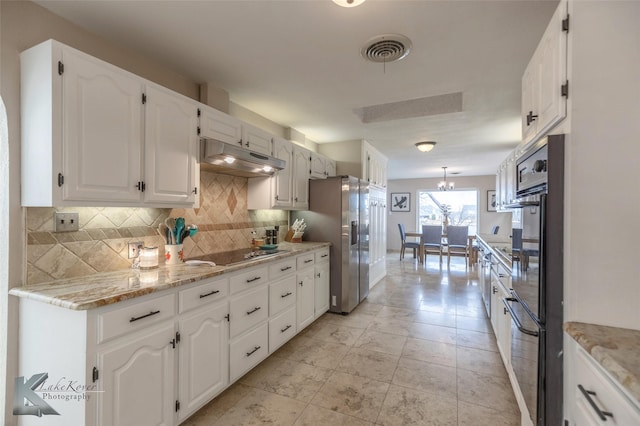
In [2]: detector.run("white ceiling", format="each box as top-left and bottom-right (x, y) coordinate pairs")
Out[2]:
(35, 0), (558, 180)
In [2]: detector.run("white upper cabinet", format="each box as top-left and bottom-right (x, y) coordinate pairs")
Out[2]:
(20, 40), (198, 207)
(242, 123), (273, 156)
(199, 106), (272, 156)
(144, 83), (198, 205)
(199, 106), (243, 146)
(292, 145), (310, 210)
(271, 137), (294, 207)
(310, 151), (337, 179)
(325, 158), (337, 178)
(362, 141), (388, 188)
(522, 0), (568, 145)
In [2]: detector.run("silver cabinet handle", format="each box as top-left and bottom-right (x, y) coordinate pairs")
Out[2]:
(280, 325), (292, 333)
(281, 292), (292, 298)
(246, 306), (261, 315)
(246, 346), (261, 357)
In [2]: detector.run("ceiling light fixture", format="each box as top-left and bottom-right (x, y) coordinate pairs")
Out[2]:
(332, 0), (366, 7)
(438, 167), (455, 191)
(415, 141), (436, 152)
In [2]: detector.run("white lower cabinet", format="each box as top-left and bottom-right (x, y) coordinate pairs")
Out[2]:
(98, 322), (176, 426)
(229, 323), (269, 382)
(15, 247), (329, 426)
(296, 267), (316, 330)
(177, 302), (229, 422)
(566, 338), (640, 425)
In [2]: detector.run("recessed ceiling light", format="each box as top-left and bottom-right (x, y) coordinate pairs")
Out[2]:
(333, 0), (366, 7)
(415, 141), (436, 152)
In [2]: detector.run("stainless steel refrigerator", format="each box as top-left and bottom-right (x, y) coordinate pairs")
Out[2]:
(292, 176), (369, 314)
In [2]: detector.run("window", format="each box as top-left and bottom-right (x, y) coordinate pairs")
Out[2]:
(417, 190), (478, 235)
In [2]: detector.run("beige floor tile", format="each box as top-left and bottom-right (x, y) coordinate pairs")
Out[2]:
(274, 334), (350, 369)
(181, 382), (252, 425)
(412, 309), (457, 328)
(375, 305), (416, 320)
(293, 403), (374, 426)
(392, 357), (457, 399)
(457, 369), (519, 413)
(457, 400), (521, 426)
(402, 337), (456, 367)
(336, 347), (400, 383)
(353, 329), (407, 355)
(408, 322), (457, 344)
(456, 314), (492, 333)
(367, 317), (412, 337)
(311, 371), (389, 422)
(456, 328), (499, 352)
(323, 311), (377, 329)
(376, 384), (458, 426)
(353, 301), (385, 316)
(456, 345), (508, 378)
(214, 387), (307, 425)
(240, 357), (332, 402)
(304, 322), (365, 346)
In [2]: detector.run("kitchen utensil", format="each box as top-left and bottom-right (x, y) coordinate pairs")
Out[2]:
(164, 218), (176, 244)
(174, 218), (185, 244)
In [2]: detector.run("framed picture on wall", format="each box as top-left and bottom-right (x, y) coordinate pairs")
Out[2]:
(390, 192), (411, 212)
(487, 190), (497, 212)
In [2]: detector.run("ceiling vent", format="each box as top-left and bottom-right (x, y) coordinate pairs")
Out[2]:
(361, 34), (412, 63)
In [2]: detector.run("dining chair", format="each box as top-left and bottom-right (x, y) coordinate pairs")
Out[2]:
(421, 225), (443, 263)
(446, 225), (469, 267)
(398, 223), (420, 260)
(512, 228), (523, 269)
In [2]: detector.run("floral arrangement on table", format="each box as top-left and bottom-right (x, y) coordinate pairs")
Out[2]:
(440, 204), (451, 230)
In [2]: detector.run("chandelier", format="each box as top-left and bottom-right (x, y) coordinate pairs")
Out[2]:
(438, 166), (455, 191)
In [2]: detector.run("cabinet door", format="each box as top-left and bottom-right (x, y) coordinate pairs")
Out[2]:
(272, 137), (294, 207)
(297, 268), (316, 330)
(325, 159), (337, 178)
(314, 263), (330, 318)
(178, 302), (229, 422)
(521, 57), (539, 143)
(62, 47), (143, 203)
(199, 106), (243, 146)
(497, 286), (511, 365)
(310, 152), (327, 179)
(98, 323), (175, 426)
(242, 123), (272, 156)
(144, 84), (198, 205)
(292, 146), (310, 210)
(536, 2), (567, 136)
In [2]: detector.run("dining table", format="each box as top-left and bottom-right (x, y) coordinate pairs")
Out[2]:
(406, 231), (476, 266)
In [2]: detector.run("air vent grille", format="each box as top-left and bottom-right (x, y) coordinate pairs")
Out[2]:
(361, 34), (412, 63)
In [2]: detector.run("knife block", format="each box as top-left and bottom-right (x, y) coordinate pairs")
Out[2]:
(284, 228), (294, 242)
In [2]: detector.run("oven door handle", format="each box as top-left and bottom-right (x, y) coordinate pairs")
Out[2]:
(503, 297), (539, 337)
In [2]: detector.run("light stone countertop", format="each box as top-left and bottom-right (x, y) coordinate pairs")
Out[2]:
(565, 321), (640, 404)
(476, 233), (513, 269)
(10, 242), (330, 311)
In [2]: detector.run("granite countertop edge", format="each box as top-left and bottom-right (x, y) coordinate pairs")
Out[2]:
(475, 233), (513, 270)
(565, 321), (640, 404)
(10, 242), (330, 311)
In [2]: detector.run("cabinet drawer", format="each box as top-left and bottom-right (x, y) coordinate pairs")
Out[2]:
(229, 266), (269, 295)
(269, 258), (297, 281)
(315, 247), (330, 263)
(230, 323), (268, 382)
(297, 253), (315, 269)
(574, 347), (640, 425)
(269, 275), (297, 316)
(178, 277), (228, 313)
(98, 293), (175, 343)
(229, 286), (268, 338)
(269, 306), (296, 353)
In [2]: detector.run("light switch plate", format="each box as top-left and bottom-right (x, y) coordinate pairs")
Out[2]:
(54, 212), (79, 232)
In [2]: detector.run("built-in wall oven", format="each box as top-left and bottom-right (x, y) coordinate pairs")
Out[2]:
(503, 134), (564, 426)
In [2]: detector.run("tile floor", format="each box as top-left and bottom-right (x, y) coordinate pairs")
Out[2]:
(183, 255), (521, 425)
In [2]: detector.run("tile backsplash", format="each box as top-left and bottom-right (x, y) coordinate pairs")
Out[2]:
(26, 171), (288, 285)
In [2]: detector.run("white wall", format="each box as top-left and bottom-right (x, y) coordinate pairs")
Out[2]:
(564, 0), (640, 330)
(386, 175), (512, 251)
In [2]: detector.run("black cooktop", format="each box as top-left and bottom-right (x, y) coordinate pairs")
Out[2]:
(186, 249), (285, 266)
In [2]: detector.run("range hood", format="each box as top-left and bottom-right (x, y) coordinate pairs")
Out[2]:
(200, 138), (285, 178)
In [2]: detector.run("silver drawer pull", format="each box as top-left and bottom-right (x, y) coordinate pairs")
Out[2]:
(130, 310), (160, 323)
(246, 346), (261, 357)
(246, 276), (261, 283)
(281, 292), (292, 298)
(280, 324), (292, 333)
(280, 266), (292, 271)
(199, 290), (220, 299)
(246, 306), (261, 315)
(578, 385), (614, 421)
(304, 259), (313, 263)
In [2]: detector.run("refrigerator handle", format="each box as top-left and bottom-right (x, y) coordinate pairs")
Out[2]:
(351, 221), (358, 246)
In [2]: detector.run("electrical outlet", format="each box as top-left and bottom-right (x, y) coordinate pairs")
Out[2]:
(54, 212), (79, 232)
(128, 242), (143, 259)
